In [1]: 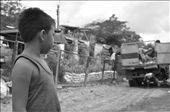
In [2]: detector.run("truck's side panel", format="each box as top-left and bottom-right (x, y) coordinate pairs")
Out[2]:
(121, 43), (139, 66)
(121, 44), (138, 54)
(122, 58), (139, 66)
(155, 43), (170, 53)
(156, 43), (170, 64)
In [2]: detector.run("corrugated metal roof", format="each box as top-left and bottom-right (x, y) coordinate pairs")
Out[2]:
(0, 29), (19, 37)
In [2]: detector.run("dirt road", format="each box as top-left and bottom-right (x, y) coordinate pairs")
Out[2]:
(58, 83), (170, 112)
(1, 82), (170, 112)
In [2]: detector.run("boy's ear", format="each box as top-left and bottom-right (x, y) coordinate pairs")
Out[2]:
(39, 29), (46, 41)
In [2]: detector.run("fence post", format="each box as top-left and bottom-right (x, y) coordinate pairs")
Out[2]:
(83, 56), (90, 86)
(11, 35), (18, 69)
(55, 50), (61, 84)
(101, 58), (105, 84)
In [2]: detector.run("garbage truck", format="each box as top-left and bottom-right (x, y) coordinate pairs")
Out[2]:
(121, 41), (170, 87)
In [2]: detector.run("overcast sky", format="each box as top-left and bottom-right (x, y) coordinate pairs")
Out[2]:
(20, 1), (170, 42)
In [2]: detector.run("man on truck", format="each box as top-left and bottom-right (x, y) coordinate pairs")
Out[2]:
(145, 40), (160, 58)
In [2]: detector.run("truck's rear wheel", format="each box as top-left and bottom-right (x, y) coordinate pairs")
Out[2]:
(136, 78), (144, 87)
(129, 79), (138, 87)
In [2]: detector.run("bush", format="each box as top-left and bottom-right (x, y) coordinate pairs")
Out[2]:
(61, 56), (85, 74)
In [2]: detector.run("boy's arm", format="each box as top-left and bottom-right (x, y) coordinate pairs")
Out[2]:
(12, 58), (33, 112)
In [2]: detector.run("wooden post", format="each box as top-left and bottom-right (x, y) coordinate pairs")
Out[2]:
(101, 58), (105, 84)
(11, 33), (18, 68)
(56, 5), (60, 29)
(83, 57), (90, 86)
(55, 50), (61, 84)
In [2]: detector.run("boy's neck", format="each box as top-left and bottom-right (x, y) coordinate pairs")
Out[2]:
(24, 42), (41, 58)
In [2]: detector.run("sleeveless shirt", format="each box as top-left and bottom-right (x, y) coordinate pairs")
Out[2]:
(14, 54), (61, 112)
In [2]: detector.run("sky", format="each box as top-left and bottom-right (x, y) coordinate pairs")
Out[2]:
(20, 0), (170, 42)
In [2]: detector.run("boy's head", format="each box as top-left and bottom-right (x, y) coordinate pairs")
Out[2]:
(18, 8), (55, 43)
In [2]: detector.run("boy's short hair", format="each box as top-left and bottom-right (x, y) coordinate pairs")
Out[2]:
(18, 8), (55, 42)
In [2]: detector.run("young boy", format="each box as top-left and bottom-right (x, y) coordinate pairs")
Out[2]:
(12, 8), (61, 112)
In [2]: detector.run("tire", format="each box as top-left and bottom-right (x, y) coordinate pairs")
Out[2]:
(136, 78), (144, 87)
(149, 77), (158, 87)
(161, 69), (169, 80)
(129, 79), (138, 87)
(129, 80), (134, 87)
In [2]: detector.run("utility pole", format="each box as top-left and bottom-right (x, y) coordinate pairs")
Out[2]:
(57, 4), (60, 29)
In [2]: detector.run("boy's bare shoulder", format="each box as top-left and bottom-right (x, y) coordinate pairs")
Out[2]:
(13, 57), (38, 74)
(12, 57), (38, 84)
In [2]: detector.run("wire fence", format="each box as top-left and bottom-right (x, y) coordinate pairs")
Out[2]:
(1, 38), (117, 87)
(47, 49), (115, 87)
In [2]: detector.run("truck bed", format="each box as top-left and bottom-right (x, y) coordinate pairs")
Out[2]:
(122, 62), (158, 70)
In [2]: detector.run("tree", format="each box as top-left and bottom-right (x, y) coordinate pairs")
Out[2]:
(1, 0), (25, 30)
(85, 14), (141, 45)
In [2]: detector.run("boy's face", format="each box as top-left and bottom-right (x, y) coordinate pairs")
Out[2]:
(40, 24), (55, 54)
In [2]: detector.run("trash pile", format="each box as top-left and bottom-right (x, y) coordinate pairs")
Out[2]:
(64, 71), (114, 83)
(0, 78), (12, 99)
(1, 78), (9, 99)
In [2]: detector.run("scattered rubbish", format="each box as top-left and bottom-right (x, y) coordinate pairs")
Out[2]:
(0, 78), (9, 99)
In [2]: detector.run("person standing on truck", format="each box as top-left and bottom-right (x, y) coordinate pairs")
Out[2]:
(146, 40), (160, 59)
(12, 8), (61, 112)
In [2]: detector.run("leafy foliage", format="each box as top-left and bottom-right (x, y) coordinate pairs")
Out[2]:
(78, 41), (89, 64)
(61, 56), (85, 74)
(64, 39), (75, 59)
(85, 14), (141, 45)
(1, 0), (25, 30)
